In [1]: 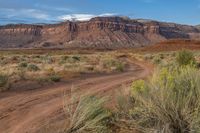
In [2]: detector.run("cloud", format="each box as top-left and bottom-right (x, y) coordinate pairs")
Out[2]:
(0, 8), (50, 20)
(0, 7), (117, 24)
(34, 4), (73, 12)
(58, 13), (116, 21)
(58, 14), (95, 21)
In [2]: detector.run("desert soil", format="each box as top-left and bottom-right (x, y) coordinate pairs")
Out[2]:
(0, 59), (152, 133)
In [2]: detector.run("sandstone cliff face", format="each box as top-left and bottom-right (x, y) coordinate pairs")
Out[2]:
(0, 17), (200, 49)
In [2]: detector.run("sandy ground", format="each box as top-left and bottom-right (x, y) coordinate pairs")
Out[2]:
(0, 59), (152, 133)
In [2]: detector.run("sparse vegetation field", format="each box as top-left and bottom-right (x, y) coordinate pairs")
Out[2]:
(0, 50), (126, 91)
(1, 49), (200, 133)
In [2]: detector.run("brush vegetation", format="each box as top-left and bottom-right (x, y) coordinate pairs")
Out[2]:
(0, 51), (125, 91)
(60, 50), (200, 133)
(63, 89), (112, 133)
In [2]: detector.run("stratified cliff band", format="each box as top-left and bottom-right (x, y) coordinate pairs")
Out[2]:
(0, 17), (200, 49)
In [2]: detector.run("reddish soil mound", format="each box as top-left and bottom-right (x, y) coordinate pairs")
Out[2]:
(138, 39), (200, 52)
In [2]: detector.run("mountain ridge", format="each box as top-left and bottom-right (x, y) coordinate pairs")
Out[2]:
(0, 16), (200, 49)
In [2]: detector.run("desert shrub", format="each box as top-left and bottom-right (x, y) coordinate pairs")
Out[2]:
(115, 88), (135, 118)
(103, 59), (117, 68)
(159, 53), (165, 59)
(68, 56), (81, 63)
(49, 74), (61, 82)
(131, 80), (148, 95)
(117, 66), (200, 132)
(63, 93), (112, 133)
(18, 62), (28, 68)
(17, 69), (26, 80)
(72, 56), (80, 61)
(0, 74), (9, 91)
(10, 56), (19, 62)
(59, 56), (70, 64)
(84, 65), (94, 71)
(144, 54), (153, 60)
(103, 59), (124, 72)
(153, 56), (161, 64)
(27, 64), (40, 71)
(46, 68), (55, 75)
(0, 58), (8, 66)
(115, 63), (125, 72)
(62, 55), (69, 61)
(197, 62), (200, 68)
(36, 77), (49, 84)
(41, 55), (54, 64)
(176, 50), (196, 66)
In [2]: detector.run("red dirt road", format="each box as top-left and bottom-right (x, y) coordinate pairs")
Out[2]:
(0, 60), (152, 133)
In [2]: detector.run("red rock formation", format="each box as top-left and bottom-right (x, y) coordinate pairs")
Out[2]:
(0, 17), (200, 49)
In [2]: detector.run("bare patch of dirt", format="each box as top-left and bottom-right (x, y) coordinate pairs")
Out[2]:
(0, 59), (152, 133)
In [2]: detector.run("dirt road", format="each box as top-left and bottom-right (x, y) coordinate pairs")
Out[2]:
(0, 60), (152, 133)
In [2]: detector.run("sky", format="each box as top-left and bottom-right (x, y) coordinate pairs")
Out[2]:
(0, 0), (200, 25)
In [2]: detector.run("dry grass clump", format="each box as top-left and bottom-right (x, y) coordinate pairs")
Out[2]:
(115, 66), (200, 133)
(0, 74), (10, 92)
(59, 66), (200, 133)
(141, 50), (200, 68)
(63, 89), (112, 133)
(101, 58), (125, 72)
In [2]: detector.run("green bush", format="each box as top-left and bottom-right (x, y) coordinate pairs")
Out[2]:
(118, 66), (200, 132)
(49, 74), (61, 82)
(116, 63), (125, 72)
(153, 56), (161, 64)
(0, 74), (9, 91)
(61, 55), (69, 61)
(131, 80), (148, 95)
(103, 59), (124, 72)
(72, 56), (80, 61)
(18, 62), (28, 68)
(176, 50), (196, 66)
(59, 56), (70, 64)
(27, 64), (40, 71)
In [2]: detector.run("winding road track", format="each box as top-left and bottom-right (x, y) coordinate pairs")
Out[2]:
(0, 59), (152, 133)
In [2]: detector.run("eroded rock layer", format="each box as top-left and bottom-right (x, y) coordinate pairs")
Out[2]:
(0, 17), (200, 49)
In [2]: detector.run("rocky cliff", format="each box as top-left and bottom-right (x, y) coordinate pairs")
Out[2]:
(0, 17), (200, 49)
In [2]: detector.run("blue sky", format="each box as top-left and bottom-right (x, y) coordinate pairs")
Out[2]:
(0, 0), (200, 25)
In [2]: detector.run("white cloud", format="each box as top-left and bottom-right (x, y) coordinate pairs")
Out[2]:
(99, 13), (116, 17)
(58, 14), (95, 21)
(34, 4), (73, 12)
(0, 7), (117, 24)
(58, 13), (116, 21)
(0, 8), (50, 20)
(23, 9), (49, 19)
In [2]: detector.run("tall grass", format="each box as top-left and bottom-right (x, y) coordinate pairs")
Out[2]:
(63, 89), (112, 133)
(117, 66), (200, 133)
